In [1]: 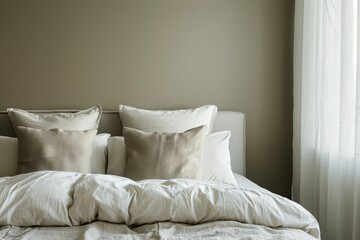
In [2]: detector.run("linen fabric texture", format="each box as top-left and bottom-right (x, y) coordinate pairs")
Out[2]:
(119, 105), (217, 134)
(7, 105), (102, 133)
(16, 127), (97, 174)
(0, 136), (18, 177)
(0, 134), (109, 176)
(5, 105), (104, 175)
(123, 126), (207, 181)
(107, 131), (236, 185)
(107, 136), (126, 176)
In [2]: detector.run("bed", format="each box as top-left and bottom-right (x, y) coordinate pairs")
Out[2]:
(0, 105), (320, 240)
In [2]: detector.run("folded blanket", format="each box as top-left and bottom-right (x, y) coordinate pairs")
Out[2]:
(0, 171), (320, 239)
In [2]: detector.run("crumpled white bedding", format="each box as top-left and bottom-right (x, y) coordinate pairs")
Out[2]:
(0, 171), (320, 239)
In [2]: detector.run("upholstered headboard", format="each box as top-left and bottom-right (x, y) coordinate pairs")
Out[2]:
(0, 111), (246, 176)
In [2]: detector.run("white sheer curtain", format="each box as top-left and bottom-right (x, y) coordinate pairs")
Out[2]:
(293, 0), (359, 239)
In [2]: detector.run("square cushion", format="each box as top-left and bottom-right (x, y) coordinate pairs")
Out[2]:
(16, 127), (97, 174)
(123, 126), (207, 181)
(0, 136), (18, 177)
(0, 134), (110, 177)
(107, 131), (236, 185)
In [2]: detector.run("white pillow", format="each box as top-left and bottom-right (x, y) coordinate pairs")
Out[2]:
(119, 105), (217, 134)
(0, 134), (110, 177)
(7, 105), (102, 133)
(201, 131), (236, 185)
(106, 131), (236, 185)
(0, 136), (18, 177)
(91, 133), (111, 174)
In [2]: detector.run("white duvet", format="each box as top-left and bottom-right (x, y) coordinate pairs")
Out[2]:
(0, 171), (320, 239)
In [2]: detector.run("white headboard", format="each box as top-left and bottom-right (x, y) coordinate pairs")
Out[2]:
(0, 110), (246, 176)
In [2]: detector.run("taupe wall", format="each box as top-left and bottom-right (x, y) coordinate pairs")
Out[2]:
(0, 0), (294, 197)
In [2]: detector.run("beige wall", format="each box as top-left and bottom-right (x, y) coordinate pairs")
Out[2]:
(0, 0), (294, 197)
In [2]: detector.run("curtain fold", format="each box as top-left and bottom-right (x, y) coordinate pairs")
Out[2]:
(293, 0), (359, 239)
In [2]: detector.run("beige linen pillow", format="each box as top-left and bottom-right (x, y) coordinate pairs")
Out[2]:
(16, 127), (97, 174)
(123, 126), (207, 181)
(107, 132), (237, 185)
(0, 134), (109, 177)
(0, 136), (18, 177)
(7, 105), (102, 133)
(119, 105), (217, 134)
(107, 136), (126, 176)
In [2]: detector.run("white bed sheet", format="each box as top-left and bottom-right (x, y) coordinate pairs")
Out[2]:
(0, 220), (318, 240)
(0, 172), (320, 240)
